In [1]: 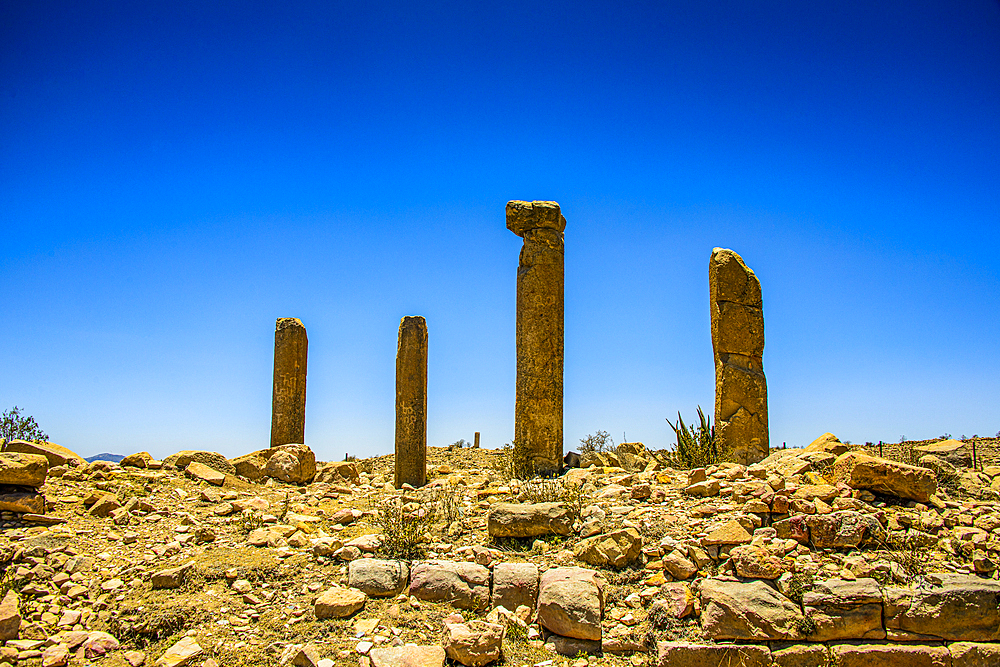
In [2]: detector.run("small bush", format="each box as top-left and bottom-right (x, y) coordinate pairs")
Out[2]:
(419, 486), (463, 525)
(665, 406), (728, 469)
(517, 477), (589, 520)
(0, 406), (48, 444)
(375, 497), (429, 560)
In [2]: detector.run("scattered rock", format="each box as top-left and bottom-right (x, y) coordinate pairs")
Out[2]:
(185, 461), (225, 486)
(0, 590), (21, 641)
(573, 527), (642, 568)
(441, 620), (504, 666)
(368, 645), (446, 667)
(833, 452), (937, 502)
(153, 637), (203, 667)
(314, 585), (366, 619)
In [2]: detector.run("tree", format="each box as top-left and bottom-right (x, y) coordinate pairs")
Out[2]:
(579, 430), (614, 454)
(0, 406), (49, 444)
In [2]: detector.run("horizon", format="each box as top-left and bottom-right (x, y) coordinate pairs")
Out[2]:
(2, 1), (998, 462)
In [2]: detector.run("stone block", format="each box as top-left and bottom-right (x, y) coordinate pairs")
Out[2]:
(699, 578), (803, 641)
(883, 573), (1000, 641)
(348, 559), (409, 598)
(0, 453), (47, 487)
(487, 502), (573, 537)
(408, 561), (489, 611)
(801, 578), (884, 641)
(491, 562), (538, 612)
(536, 566), (604, 641)
(829, 643), (949, 667)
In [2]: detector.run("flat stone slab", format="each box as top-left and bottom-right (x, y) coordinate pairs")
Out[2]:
(831, 642), (950, 667)
(656, 642), (771, 667)
(884, 573), (1000, 641)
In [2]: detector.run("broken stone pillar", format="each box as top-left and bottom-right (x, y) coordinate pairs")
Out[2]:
(473, 432), (480, 449)
(710, 248), (768, 464)
(395, 316), (428, 488)
(270, 318), (308, 447)
(507, 200), (565, 477)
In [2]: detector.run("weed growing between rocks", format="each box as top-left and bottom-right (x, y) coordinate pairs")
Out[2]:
(0, 558), (26, 608)
(108, 604), (190, 647)
(871, 531), (933, 582)
(236, 509), (264, 534)
(782, 572), (815, 604)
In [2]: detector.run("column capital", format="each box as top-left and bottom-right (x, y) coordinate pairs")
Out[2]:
(506, 200), (566, 237)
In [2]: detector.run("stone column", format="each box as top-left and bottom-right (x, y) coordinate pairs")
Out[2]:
(473, 432), (480, 449)
(710, 248), (769, 464)
(507, 200), (565, 477)
(395, 316), (428, 488)
(270, 318), (308, 447)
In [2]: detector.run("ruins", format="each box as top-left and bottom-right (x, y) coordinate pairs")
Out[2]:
(394, 315), (428, 488)
(269, 317), (308, 447)
(507, 200), (565, 477)
(710, 248), (769, 463)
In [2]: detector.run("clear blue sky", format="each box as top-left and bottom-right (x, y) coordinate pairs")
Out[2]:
(2, 1), (998, 461)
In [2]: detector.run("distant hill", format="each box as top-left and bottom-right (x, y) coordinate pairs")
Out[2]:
(85, 453), (125, 463)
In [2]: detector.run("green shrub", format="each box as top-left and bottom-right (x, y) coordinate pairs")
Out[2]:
(0, 406), (48, 444)
(665, 406), (728, 469)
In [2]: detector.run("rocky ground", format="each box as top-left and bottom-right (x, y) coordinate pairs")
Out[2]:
(1, 434), (1000, 667)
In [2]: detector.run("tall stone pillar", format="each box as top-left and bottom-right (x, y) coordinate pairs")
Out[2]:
(395, 316), (428, 488)
(710, 248), (768, 464)
(270, 318), (308, 447)
(507, 200), (565, 477)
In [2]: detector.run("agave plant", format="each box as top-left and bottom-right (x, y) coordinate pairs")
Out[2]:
(666, 406), (724, 469)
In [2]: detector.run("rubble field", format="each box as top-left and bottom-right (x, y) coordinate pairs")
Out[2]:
(2, 433), (1000, 667)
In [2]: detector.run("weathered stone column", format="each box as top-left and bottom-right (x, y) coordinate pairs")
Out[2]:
(710, 248), (768, 464)
(395, 316), (428, 488)
(270, 318), (308, 447)
(507, 200), (565, 477)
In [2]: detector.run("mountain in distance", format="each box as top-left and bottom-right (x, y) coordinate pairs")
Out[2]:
(84, 453), (125, 463)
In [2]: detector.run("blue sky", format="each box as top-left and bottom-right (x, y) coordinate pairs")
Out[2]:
(2, 1), (998, 461)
